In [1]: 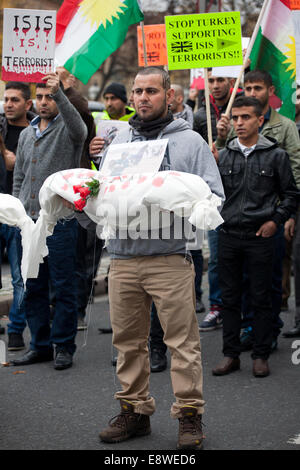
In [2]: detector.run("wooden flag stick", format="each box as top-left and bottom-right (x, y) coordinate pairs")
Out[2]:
(140, 21), (148, 67)
(204, 68), (213, 148)
(224, 0), (269, 117)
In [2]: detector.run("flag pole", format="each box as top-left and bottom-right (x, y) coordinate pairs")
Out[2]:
(204, 68), (213, 148)
(225, 0), (269, 117)
(140, 21), (148, 67)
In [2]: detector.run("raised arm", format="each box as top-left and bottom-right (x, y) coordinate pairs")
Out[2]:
(42, 73), (87, 144)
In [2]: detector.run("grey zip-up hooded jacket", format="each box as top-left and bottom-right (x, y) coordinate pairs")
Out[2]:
(219, 134), (299, 238)
(101, 118), (225, 258)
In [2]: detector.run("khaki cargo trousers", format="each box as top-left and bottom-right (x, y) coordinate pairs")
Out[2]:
(108, 254), (205, 418)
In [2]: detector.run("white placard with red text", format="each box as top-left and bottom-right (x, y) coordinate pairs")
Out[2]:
(1, 8), (56, 82)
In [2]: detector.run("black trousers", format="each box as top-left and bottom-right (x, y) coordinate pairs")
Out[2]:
(218, 231), (275, 360)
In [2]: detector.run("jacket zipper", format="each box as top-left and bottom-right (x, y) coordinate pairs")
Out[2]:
(238, 154), (249, 234)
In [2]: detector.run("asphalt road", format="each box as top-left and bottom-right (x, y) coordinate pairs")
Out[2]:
(0, 273), (300, 453)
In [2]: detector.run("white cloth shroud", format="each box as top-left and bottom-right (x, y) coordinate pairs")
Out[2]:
(0, 169), (224, 282)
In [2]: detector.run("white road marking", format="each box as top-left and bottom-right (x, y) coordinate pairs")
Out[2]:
(288, 434), (300, 445)
(0, 340), (6, 364)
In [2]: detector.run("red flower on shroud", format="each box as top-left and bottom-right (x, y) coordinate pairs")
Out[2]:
(74, 198), (87, 212)
(73, 184), (83, 194)
(78, 187), (91, 199)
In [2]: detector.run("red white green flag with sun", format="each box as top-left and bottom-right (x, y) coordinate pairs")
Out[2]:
(250, 0), (296, 120)
(55, 0), (144, 84)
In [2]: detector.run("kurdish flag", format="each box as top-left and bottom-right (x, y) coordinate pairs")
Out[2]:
(55, 0), (144, 84)
(250, 0), (296, 120)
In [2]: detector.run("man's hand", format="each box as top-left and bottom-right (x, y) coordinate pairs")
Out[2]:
(211, 142), (219, 164)
(60, 196), (75, 210)
(42, 72), (60, 95)
(216, 113), (231, 141)
(242, 49), (251, 69)
(56, 66), (76, 90)
(4, 149), (16, 171)
(284, 217), (295, 242)
(89, 136), (105, 155)
(256, 221), (277, 238)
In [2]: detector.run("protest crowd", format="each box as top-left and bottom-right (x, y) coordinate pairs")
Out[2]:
(1, 0), (300, 452)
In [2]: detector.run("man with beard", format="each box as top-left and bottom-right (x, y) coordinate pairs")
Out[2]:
(94, 66), (225, 450)
(89, 82), (135, 158)
(193, 71), (237, 332)
(194, 69), (235, 143)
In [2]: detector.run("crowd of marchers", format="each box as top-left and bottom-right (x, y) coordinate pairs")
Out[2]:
(1, 65), (300, 450)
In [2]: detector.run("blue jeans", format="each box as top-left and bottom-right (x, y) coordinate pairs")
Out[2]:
(0, 224), (26, 334)
(24, 219), (78, 354)
(208, 229), (222, 307)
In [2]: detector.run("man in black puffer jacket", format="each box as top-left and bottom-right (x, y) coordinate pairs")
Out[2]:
(212, 96), (299, 379)
(193, 70), (242, 332)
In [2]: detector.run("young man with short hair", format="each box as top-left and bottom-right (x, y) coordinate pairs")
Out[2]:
(212, 96), (299, 378)
(89, 82), (135, 157)
(193, 71), (237, 332)
(216, 70), (300, 350)
(0, 82), (35, 349)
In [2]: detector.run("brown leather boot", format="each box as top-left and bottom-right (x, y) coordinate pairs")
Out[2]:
(99, 400), (151, 443)
(212, 357), (240, 376)
(252, 358), (270, 377)
(177, 407), (204, 450)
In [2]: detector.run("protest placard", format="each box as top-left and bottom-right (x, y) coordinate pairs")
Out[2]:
(1, 8), (56, 82)
(165, 11), (243, 71)
(95, 120), (129, 157)
(100, 140), (169, 177)
(137, 24), (168, 67)
(211, 37), (250, 78)
(291, 0), (300, 9)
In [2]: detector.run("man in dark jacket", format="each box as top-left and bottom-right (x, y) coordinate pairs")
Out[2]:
(217, 70), (300, 349)
(193, 70), (235, 142)
(212, 96), (299, 378)
(193, 70), (236, 332)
